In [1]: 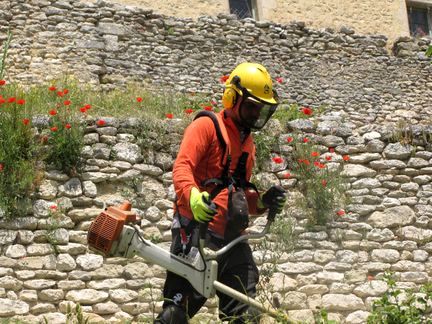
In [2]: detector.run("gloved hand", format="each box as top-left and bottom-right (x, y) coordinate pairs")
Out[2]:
(190, 187), (217, 223)
(258, 185), (287, 214)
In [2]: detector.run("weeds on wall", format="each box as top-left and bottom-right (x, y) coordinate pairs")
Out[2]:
(289, 136), (348, 226)
(42, 94), (84, 174)
(0, 30), (11, 80)
(367, 272), (432, 324)
(253, 103), (326, 172)
(0, 34), (41, 218)
(253, 102), (346, 226)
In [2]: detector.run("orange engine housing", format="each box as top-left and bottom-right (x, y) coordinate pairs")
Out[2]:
(87, 201), (137, 255)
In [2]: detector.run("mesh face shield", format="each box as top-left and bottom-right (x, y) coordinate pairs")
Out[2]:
(238, 90), (279, 130)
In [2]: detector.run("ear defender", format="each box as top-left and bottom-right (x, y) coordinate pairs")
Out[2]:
(222, 75), (241, 109)
(222, 86), (237, 109)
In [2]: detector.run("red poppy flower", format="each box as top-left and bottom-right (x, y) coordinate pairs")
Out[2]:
(220, 75), (229, 83)
(136, 97), (143, 103)
(287, 136), (293, 143)
(367, 275), (374, 281)
(84, 104), (91, 110)
(336, 209), (345, 216)
(16, 99), (25, 105)
(7, 97), (16, 103)
(50, 205), (57, 210)
(283, 173), (291, 179)
(272, 156), (283, 164)
(50, 126), (58, 132)
(321, 179), (327, 187)
(301, 107), (313, 115)
(49, 109), (57, 116)
(303, 159), (310, 166)
(303, 138), (309, 143)
(49, 86), (56, 91)
(64, 100), (71, 106)
(184, 108), (193, 115)
(329, 148), (335, 153)
(96, 119), (106, 126)
(0, 163), (3, 172)
(318, 163), (326, 169)
(79, 107), (86, 113)
(325, 156), (332, 161)
(343, 155), (350, 161)
(311, 151), (319, 157)
(57, 91), (64, 97)
(0, 80), (6, 86)
(203, 106), (212, 111)
(275, 77), (283, 84)
(0, 98), (5, 105)
(166, 113), (173, 119)
(63, 89), (69, 95)
(22, 118), (30, 126)
(314, 161), (320, 167)
(211, 100), (217, 106)
(65, 123), (71, 129)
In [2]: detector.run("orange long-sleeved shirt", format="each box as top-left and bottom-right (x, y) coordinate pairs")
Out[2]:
(173, 110), (263, 237)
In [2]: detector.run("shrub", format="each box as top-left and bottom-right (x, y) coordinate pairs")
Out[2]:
(0, 48), (41, 217)
(0, 98), (40, 217)
(368, 272), (432, 324)
(288, 135), (348, 226)
(43, 107), (84, 174)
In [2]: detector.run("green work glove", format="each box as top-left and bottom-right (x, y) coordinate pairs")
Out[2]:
(190, 187), (217, 223)
(258, 185), (287, 214)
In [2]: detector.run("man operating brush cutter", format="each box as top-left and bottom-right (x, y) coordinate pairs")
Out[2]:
(155, 62), (288, 324)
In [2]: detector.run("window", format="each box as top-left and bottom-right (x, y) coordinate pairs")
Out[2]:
(407, 4), (431, 37)
(229, 0), (257, 19)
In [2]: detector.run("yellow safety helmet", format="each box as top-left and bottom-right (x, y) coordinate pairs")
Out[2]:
(222, 62), (279, 129)
(222, 62), (278, 109)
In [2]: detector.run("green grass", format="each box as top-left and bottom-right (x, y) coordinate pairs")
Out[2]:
(0, 78), (213, 120)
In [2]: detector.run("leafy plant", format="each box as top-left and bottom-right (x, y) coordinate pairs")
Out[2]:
(426, 45), (432, 57)
(315, 308), (338, 324)
(253, 131), (279, 172)
(44, 205), (63, 255)
(65, 303), (90, 324)
(273, 102), (326, 126)
(0, 29), (12, 80)
(367, 272), (432, 324)
(43, 105), (84, 174)
(252, 216), (296, 322)
(288, 135), (348, 226)
(0, 86), (41, 218)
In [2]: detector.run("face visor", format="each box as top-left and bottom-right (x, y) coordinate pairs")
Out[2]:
(238, 88), (279, 130)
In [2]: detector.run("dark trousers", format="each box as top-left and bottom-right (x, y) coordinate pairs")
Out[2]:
(157, 227), (259, 323)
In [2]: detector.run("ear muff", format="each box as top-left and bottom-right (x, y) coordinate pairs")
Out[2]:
(222, 76), (242, 109)
(222, 86), (237, 109)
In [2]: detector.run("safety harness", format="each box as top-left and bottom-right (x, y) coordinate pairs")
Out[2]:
(195, 110), (258, 199)
(176, 110), (259, 248)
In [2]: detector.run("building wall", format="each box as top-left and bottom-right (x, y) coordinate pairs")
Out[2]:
(87, 0), (413, 42)
(259, 0), (411, 42)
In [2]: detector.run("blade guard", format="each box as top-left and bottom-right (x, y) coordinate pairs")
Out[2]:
(87, 201), (137, 255)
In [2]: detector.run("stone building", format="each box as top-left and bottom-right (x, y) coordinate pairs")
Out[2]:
(92, 0), (432, 43)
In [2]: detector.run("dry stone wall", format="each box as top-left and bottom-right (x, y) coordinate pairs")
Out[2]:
(3, 113), (432, 323)
(0, 0), (432, 323)
(0, 0), (431, 123)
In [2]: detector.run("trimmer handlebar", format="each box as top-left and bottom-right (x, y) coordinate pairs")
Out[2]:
(198, 202), (278, 260)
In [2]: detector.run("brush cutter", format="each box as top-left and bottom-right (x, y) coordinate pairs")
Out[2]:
(87, 200), (289, 321)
